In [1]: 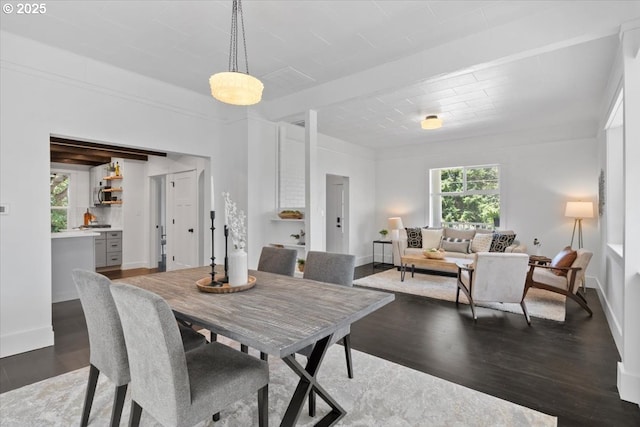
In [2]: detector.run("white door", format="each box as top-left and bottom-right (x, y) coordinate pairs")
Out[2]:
(167, 170), (198, 271)
(326, 174), (349, 254)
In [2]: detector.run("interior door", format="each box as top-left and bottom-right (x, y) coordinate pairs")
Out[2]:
(167, 170), (197, 271)
(326, 174), (349, 254)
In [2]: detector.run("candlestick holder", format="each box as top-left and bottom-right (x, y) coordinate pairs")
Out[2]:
(209, 210), (226, 287)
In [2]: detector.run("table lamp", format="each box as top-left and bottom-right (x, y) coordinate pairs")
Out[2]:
(565, 201), (593, 249)
(388, 217), (404, 241)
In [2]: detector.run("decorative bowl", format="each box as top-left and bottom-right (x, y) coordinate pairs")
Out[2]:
(423, 248), (445, 259)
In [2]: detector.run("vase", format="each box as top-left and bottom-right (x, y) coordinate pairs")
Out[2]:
(228, 249), (248, 286)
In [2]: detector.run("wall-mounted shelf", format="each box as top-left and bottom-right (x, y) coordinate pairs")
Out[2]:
(271, 218), (304, 222)
(272, 243), (305, 249)
(101, 187), (122, 192)
(100, 201), (123, 205)
(103, 175), (123, 181)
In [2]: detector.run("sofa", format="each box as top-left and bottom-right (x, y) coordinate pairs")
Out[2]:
(392, 226), (527, 273)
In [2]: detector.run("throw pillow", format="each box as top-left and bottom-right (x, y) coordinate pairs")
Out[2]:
(470, 233), (493, 253)
(550, 246), (577, 276)
(439, 237), (471, 254)
(405, 227), (423, 248)
(489, 233), (516, 252)
(444, 227), (476, 240)
(421, 228), (443, 250)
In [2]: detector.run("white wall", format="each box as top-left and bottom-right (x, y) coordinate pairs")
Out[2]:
(0, 32), (222, 357)
(375, 127), (602, 282)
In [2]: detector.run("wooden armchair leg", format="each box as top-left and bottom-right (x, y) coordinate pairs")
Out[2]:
(569, 293), (593, 316)
(520, 301), (531, 326)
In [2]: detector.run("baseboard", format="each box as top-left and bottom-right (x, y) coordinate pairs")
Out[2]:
(618, 362), (640, 406)
(593, 276), (624, 354)
(0, 325), (54, 358)
(121, 261), (147, 270)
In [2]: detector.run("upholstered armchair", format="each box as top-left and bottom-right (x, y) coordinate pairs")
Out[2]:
(456, 252), (531, 324)
(524, 249), (593, 316)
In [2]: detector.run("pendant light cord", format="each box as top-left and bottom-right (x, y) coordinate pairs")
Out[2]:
(227, 0), (250, 74)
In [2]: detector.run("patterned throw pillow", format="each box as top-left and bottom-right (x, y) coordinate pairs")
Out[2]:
(470, 233), (493, 253)
(489, 233), (516, 252)
(439, 237), (471, 254)
(405, 227), (423, 248)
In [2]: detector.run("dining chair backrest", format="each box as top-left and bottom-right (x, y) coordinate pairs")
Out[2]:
(257, 246), (297, 276)
(71, 269), (130, 386)
(110, 283), (190, 426)
(303, 251), (356, 287)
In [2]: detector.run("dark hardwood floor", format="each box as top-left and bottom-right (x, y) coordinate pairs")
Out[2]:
(1, 264), (638, 427)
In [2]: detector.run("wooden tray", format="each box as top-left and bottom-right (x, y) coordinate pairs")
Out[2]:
(196, 274), (256, 293)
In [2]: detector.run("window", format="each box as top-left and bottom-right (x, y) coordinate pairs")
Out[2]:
(430, 165), (500, 229)
(50, 173), (70, 232)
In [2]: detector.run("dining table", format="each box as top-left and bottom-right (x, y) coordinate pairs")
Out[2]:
(117, 266), (395, 427)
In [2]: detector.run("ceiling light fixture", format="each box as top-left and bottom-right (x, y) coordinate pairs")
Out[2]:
(209, 0), (263, 106)
(421, 115), (443, 130)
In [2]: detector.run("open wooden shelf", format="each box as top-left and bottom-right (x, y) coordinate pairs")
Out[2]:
(101, 187), (122, 192)
(103, 175), (123, 180)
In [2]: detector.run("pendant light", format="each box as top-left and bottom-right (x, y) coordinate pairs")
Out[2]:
(421, 115), (443, 130)
(209, 0), (264, 106)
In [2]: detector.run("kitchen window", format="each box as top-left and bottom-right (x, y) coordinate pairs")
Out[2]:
(50, 172), (70, 232)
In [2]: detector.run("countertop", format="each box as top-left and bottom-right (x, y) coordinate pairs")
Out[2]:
(51, 228), (122, 239)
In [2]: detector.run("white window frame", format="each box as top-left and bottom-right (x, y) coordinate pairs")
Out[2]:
(429, 164), (501, 228)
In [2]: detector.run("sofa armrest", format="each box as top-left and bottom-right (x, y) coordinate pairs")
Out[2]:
(392, 238), (407, 266)
(506, 242), (527, 253)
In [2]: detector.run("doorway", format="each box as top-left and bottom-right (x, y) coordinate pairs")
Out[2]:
(326, 174), (349, 254)
(150, 175), (167, 271)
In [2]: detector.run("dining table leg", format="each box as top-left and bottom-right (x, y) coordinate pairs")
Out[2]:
(280, 334), (346, 427)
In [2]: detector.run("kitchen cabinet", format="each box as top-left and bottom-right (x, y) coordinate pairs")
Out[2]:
(95, 231), (122, 269)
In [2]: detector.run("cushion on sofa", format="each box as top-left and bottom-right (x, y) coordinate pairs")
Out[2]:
(444, 228), (476, 240)
(421, 228), (443, 249)
(440, 237), (471, 254)
(470, 233), (493, 253)
(405, 227), (424, 248)
(550, 246), (577, 276)
(490, 233), (516, 252)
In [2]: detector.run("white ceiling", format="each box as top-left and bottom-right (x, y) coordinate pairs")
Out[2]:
(2, 1), (638, 149)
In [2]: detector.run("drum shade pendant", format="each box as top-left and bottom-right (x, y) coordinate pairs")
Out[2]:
(421, 115), (443, 130)
(209, 0), (263, 106)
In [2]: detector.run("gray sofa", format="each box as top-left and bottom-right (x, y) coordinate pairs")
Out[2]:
(392, 227), (527, 272)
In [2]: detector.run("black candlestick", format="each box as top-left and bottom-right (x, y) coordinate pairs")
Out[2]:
(221, 225), (229, 283)
(210, 211), (217, 285)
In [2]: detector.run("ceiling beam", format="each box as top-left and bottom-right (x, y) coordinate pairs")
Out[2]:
(261, 1), (635, 122)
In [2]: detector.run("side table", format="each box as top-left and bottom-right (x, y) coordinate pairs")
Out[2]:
(373, 240), (393, 269)
(529, 255), (552, 265)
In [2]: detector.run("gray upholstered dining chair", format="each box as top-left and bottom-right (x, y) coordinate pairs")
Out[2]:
(110, 283), (269, 427)
(71, 269), (207, 427)
(301, 250), (356, 416)
(257, 246), (297, 276)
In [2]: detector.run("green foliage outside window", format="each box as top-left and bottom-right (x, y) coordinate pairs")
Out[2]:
(50, 174), (69, 232)
(436, 166), (500, 226)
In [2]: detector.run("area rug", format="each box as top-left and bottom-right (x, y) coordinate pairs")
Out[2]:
(0, 338), (556, 427)
(354, 269), (566, 322)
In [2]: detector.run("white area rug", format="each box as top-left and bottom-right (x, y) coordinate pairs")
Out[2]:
(0, 338), (556, 427)
(354, 269), (566, 322)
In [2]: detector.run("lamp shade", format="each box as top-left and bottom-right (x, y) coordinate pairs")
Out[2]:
(388, 217), (404, 230)
(565, 201), (594, 219)
(209, 72), (264, 106)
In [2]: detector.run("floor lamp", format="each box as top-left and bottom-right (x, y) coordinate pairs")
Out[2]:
(565, 201), (594, 249)
(565, 201), (593, 293)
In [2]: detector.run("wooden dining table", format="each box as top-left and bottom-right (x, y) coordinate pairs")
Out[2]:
(117, 266), (394, 427)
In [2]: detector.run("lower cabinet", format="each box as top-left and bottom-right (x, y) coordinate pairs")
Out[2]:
(95, 231), (122, 269)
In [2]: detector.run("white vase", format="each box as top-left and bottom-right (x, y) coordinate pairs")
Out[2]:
(228, 249), (248, 286)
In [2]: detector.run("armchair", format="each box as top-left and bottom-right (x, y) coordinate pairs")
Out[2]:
(524, 249), (593, 316)
(456, 252), (531, 324)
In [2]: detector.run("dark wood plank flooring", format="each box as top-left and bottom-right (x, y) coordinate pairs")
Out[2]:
(1, 264), (638, 427)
